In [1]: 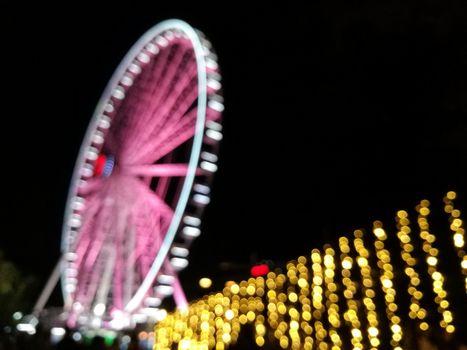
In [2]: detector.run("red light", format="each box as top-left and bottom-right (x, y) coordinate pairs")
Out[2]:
(250, 264), (269, 277)
(94, 154), (107, 177)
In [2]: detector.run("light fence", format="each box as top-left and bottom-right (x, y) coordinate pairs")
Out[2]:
(154, 191), (467, 349)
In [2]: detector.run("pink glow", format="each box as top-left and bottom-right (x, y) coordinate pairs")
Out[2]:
(63, 26), (222, 327)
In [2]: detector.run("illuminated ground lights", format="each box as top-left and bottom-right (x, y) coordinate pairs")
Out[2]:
(154, 193), (467, 349)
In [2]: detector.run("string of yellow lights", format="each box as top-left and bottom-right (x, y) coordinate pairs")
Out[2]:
(154, 192), (467, 349)
(323, 246), (342, 350)
(338, 237), (364, 350)
(416, 199), (455, 334)
(372, 222), (403, 350)
(444, 191), (467, 293)
(353, 230), (380, 349)
(395, 210), (427, 331)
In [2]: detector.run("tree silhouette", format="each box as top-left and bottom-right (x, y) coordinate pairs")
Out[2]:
(0, 250), (37, 327)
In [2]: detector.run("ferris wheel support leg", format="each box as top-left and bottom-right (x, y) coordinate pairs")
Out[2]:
(172, 275), (188, 310)
(32, 257), (63, 317)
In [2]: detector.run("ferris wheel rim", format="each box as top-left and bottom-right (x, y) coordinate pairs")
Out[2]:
(60, 19), (217, 320)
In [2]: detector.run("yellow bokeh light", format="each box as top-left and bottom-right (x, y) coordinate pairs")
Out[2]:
(368, 326), (379, 337)
(180, 339), (191, 350)
(426, 256), (438, 266)
(357, 257), (368, 267)
(381, 278), (392, 289)
(351, 327), (362, 339)
(461, 259), (467, 269)
(230, 284), (239, 294)
(225, 309), (234, 320)
(447, 191), (457, 200)
(255, 336), (265, 347)
(246, 285), (255, 295)
(342, 259), (352, 270)
(199, 277), (212, 289)
(288, 292), (298, 303)
(373, 227), (386, 239)
(391, 324), (401, 333)
(298, 278), (308, 288)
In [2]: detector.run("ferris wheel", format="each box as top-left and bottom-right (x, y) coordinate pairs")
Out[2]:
(35, 19), (223, 331)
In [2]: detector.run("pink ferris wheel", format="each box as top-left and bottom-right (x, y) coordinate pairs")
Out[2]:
(47, 19), (223, 330)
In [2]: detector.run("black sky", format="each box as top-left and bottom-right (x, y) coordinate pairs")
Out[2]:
(1, 2), (467, 304)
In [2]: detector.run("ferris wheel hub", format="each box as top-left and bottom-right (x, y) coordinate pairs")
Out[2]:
(94, 154), (115, 177)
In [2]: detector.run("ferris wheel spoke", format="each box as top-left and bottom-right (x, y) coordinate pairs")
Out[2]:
(66, 194), (102, 252)
(94, 245), (116, 311)
(81, 232), (105, 270)
(74, 255), (99, 306)
(129, 177), (175, 218)
(111, 206), (132, 310)
(123, 225), (137, 307)
(137, 209), (168, 258)
(76, 205), (121, 311)
(79, 254), (107, 313)
(145, 43), (190, 107)
(72, 201), (105, 267)
(131, 109), (198, 165)
(120, 46), (195, 152)
(81, 207), (113, 272)
(109, 46), (172, 146)
(146, 45), (194, 118)
(130, 81), (197, 157)
(156, 70), (197, 126)
(155, 171), (170, 198)
(133, 199), (167, 254)
(78, 191), (102, 215)
(73, 205), (113, 283)
(134, 211), (161, 258)
(122, 163), (201, 177)
(138, 254), (153, 281)
(136, 66), (197, 138)
(138, 58), (196, 134)
(148, 215), (170, 262)
(77, 177), (104, 196)
(133, 200), (173, 280)
(120, 71), (198, 162)
(149, 153), (173, 198)
(74, 235), (94, 269)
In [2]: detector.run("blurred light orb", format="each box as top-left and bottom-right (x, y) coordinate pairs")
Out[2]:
(199, 277), (212, 289)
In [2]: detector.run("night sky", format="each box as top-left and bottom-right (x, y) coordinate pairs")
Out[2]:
(1, 2), (467, 307)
